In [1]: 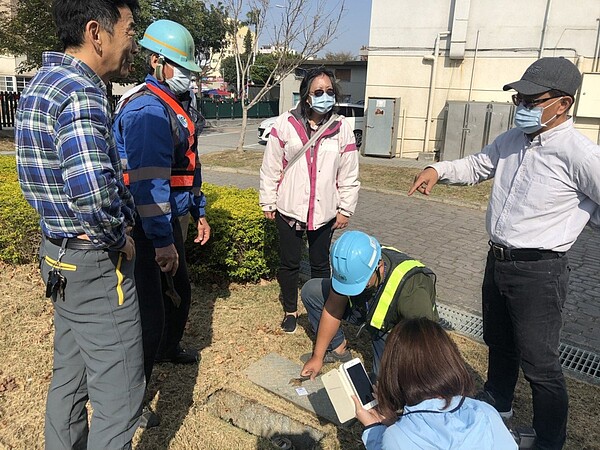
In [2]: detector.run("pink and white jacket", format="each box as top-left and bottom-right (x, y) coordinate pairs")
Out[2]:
(259, 105), (360, 230)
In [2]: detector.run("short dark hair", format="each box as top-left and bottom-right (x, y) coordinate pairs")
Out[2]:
(376, 318), (474, 417)
(52, 0), (140, 50)
(298, 67), (341, 119)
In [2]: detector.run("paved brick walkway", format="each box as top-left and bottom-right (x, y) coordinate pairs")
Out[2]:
(203, 166), (600, 355)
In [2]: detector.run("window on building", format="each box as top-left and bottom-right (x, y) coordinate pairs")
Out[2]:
(335, 69), (351, 82)
(16, 76), (31, 92)
(0, 76), (15, 92)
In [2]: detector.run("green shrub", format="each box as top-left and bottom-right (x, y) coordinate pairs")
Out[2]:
(0, 155), (41, 264)
(0, 156), (279, 283)
(185, 183), (279, 284)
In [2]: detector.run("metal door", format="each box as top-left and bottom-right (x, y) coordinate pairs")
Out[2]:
(363, 97), (401, 157)
(441, 101), (514, 161)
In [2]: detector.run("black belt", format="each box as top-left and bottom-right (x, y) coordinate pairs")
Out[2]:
(45, 236), (102, 251)
(489, 241), (564, 262)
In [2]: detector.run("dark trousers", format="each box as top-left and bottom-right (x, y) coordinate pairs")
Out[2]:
(482, 251), (569, 450)
(132, 218), (191, 383)
(276, 212), (334, 314)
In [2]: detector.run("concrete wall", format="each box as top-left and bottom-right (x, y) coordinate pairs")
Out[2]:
(366, 0), (600, 159)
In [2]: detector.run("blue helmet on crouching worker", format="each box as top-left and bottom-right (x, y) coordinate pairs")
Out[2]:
(331, 231), (382, 296)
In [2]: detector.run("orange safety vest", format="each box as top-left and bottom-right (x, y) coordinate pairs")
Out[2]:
(122, 83), (196, 191)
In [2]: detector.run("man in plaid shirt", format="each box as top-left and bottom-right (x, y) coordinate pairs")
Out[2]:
(15, 1), (144, 448)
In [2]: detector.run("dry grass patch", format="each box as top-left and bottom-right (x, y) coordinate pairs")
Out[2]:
(1, 262), (598, 449)
(201, 151), (492, 209)
(0, 137), (14, 152)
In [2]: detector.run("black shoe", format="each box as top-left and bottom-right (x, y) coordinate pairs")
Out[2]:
(438, 317), (454, 330)
(139, 406), (160, 429)
(300, 349), (353, 364)
(475, 389), (514, 419)
(155, 345), (198, 364)
(281, 314), (297, 333)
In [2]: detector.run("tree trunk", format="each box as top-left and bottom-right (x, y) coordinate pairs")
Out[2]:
(236, 106), (249, 151)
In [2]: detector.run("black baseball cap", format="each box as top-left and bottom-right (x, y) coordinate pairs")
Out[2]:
(503, 57), (582, 97)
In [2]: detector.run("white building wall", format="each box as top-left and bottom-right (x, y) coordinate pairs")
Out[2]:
(366, 0), (600, 159)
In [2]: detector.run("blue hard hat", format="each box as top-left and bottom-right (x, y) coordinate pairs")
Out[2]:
(331, 231), (381, 296)
(138, 19), (202, 72)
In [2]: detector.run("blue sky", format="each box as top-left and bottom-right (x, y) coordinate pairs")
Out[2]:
(325, 0), (372, 56)
(258, 0), (372, 58)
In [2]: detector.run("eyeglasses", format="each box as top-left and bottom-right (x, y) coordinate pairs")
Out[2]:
(511, 94), (563, 109)
(312, 88), (335, 97)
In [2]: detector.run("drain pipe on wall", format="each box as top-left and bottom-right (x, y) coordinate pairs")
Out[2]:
(593, 18), (600, 72)
(467, 30), (480, 103)
(399, 108), (407, 158)
(423, 31), (450, 153)
(539, 0), (553, 58)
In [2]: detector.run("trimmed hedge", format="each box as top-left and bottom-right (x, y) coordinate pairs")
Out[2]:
(185, 183), (279, 283)
(0, 155), (40, 264)
(0, 155), (279, 283)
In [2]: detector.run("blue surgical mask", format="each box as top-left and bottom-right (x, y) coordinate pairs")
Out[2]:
(166, 65), (192, 95)
(310, 93), (335, 114)
(513, 97), (562, 134)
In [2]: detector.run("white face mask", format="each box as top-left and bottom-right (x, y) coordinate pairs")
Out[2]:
(165, 65), (192, 95)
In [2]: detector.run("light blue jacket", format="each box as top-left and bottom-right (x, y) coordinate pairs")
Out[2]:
(362, 396), (517, 450)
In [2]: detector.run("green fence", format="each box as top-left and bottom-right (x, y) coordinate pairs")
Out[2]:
(200, 99), (278, 120)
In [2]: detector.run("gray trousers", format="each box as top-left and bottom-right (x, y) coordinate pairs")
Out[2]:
(40, 238), (145, 450)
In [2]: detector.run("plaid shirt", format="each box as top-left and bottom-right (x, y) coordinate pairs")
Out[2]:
(16, 52), (135, 249)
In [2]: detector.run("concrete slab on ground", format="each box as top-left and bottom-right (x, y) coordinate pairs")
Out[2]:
(245, 353), (342, 426)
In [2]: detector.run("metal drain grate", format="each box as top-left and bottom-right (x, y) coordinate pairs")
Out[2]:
(560, 344), (600, 379)
(438, 303), (484, 340)
(438, 303), (600, 383)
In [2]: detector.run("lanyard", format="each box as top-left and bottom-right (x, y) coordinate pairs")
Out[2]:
(401, 396), (466, 417)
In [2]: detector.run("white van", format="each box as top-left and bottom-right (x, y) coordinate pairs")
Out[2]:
(258, 103), (366, 147)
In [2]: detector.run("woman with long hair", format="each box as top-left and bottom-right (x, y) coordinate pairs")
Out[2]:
(259, 67), (360, 333)
(354, 318), (517, 449)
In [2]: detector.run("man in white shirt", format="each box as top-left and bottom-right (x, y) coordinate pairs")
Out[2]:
(409, 57), (600, 450)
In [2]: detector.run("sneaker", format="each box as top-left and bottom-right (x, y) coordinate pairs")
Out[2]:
(139, 406), (160, 429)
(300, 348), (353, 364)
(155, 345), (198, 364)
(281, 314), (297, 333)
(475, 389), (514, 419)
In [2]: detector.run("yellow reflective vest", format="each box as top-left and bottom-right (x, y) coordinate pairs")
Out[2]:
(363, 246), (438, 332)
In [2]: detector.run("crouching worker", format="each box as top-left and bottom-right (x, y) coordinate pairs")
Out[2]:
(300, 230), (438, 380)
(354, 318), (517, 450)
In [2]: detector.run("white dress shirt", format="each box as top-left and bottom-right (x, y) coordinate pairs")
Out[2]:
(431, 119), (600, 252)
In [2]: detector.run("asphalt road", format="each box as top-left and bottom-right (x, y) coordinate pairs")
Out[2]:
(198, 119), (265, 154)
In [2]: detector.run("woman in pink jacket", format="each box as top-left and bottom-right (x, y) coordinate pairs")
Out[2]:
(259, 67), (360, 333)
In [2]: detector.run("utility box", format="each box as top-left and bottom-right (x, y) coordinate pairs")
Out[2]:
(441, 101), (514, 161)
(576, 73), (600, 119)
(363, 97), (401, 158)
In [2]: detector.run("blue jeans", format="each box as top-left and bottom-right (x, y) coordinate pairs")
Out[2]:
(301, 278), (388, 378)
(482, 251), (569, 450)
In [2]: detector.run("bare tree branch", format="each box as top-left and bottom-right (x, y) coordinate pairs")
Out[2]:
(220, 0), (345, 151)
